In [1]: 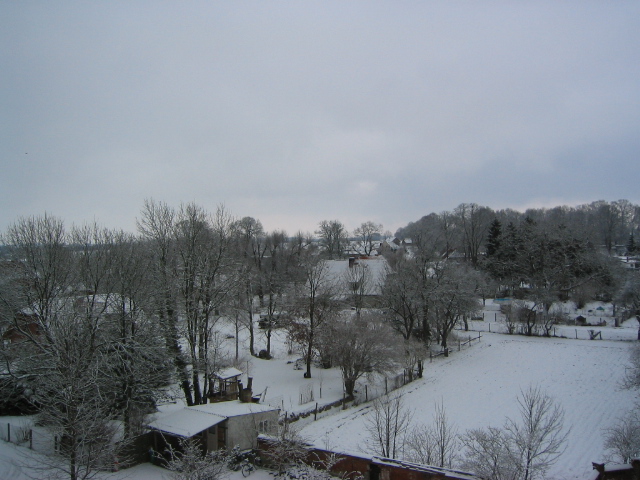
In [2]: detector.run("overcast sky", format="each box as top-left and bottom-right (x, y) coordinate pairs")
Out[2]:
(2, 2), (639, 237)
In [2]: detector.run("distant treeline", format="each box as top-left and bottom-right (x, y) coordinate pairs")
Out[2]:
(396, 199), (640, 257)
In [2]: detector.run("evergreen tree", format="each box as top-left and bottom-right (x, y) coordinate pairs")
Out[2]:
(486, 218), (502, 257)
(628, 233), (638, 255)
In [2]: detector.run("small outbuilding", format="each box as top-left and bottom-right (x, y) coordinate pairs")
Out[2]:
(209, 367), (243, 402)
(147, 400), (279, 457)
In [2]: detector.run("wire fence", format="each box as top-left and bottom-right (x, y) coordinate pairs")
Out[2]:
(0, 421), (57, 455)
(459, 320), (635, 341)
(286, 333), (484, 425)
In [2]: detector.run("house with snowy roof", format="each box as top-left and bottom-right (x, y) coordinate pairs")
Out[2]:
(147, 397), (279, 456)
(324, 256), (389, 299)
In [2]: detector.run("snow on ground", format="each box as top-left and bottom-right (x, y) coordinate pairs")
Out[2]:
(0, 439), (272, 480)
(299, 332), (638, 480)
(1, 302), (639, 480)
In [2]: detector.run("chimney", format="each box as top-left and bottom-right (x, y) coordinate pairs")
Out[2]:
(240, 377), (253, 403)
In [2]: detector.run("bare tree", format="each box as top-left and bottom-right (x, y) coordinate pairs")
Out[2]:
(316, 220), (349, 259)
(353, 221), (383, 256)
(616, 271), (640, 341)
(92, 228), (171, 441)
(405, 401), (458, 468)
(323, 311), (401, 399)
(165, 437), (228, 480)
(381, 257), (425, 342)
(137, 199), (193, 405)
(429, 261), (480, 349)
(454, 203), (492, 266)
(431, 401), (459, 468)
(258, 229), (292, 358)
(365, 393), (412, 459)
(461, 427), (519, 480)
(342, 261), (372, 315)
(401, 338), (428, 381)
(290, 256), (339, 378)
(260, 421), (309, 475)
(462, 386), (568, 480)
(0, 217), (127, 479)
(622, 343), (640, 390)
(505, 386), (569, 480)
(603, 406), (640, 464)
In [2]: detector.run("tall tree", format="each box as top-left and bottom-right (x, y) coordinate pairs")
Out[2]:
(233, 216), (266, 356)
(429, 261), (480, 349)
(315, 220), (349, 259)
(454, 203), (493, 266)
(290, 255), (339, 378)
(486, 218), (502, 257)
(365, 393), (411, 459)
(137, 199), (193, 405)
(174, 203), (235, 405)
(0, 217), (124, 479)
(323, 311), (400, 398)
(353, 221), (383, 255)
(382, 257), (423, 341)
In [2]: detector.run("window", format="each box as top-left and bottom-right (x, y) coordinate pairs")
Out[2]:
(258, 419), (271, 434)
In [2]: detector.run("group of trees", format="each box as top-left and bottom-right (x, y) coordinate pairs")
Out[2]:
(394, 200), (640, 339)
(0, 216), (171, 479)
(366, 386), (569, 480)
(602, 343), (640, 464)
(398, 199), (640, 258)
(0, 203), (399, 478)
(1, 198), (639, 479)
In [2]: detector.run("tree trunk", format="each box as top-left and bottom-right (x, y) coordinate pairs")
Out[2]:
(305, 336), (313, 378)
(344, 378), (356, 399)
(192, 371), (202, 405)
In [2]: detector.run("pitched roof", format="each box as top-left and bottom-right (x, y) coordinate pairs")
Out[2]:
(147, 407), (225, 437)
(214, 367), (243, 380)
(147, 400), (279, 438)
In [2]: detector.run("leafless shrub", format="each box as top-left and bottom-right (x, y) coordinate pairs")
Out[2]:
(365, 393), (412, 459)
(603, 406), (640, 463)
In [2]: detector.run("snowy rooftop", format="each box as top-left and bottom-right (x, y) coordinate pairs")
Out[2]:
(214, 367), (243, 379)
(147, 407), (225, 437)
(190, 401), (278, 418)
(324, 257), (389, 296)
(147, 401), (279, 437)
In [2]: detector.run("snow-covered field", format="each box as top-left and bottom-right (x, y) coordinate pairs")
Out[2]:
(299, 332), (638, 479)
(1, 301), (638, 480)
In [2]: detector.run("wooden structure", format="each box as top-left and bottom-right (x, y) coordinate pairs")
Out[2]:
(208, 367), (243, 402)
(148, 400), (279, 459)
(592, 460), (640, 479)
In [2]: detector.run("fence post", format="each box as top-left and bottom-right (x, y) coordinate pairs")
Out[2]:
(29, 429), (33, 449)
(575, 329), (578, 339)
(7, 423), (10, 443)
(385, 377), (388, 394)
(489, 322), (491, 332)
(478, 332), (481, 341)
(365, 384), (368, 402)
(314, 403), (318, 421)
(430, 351), (432, 363)
(458, 340), (460, 351)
